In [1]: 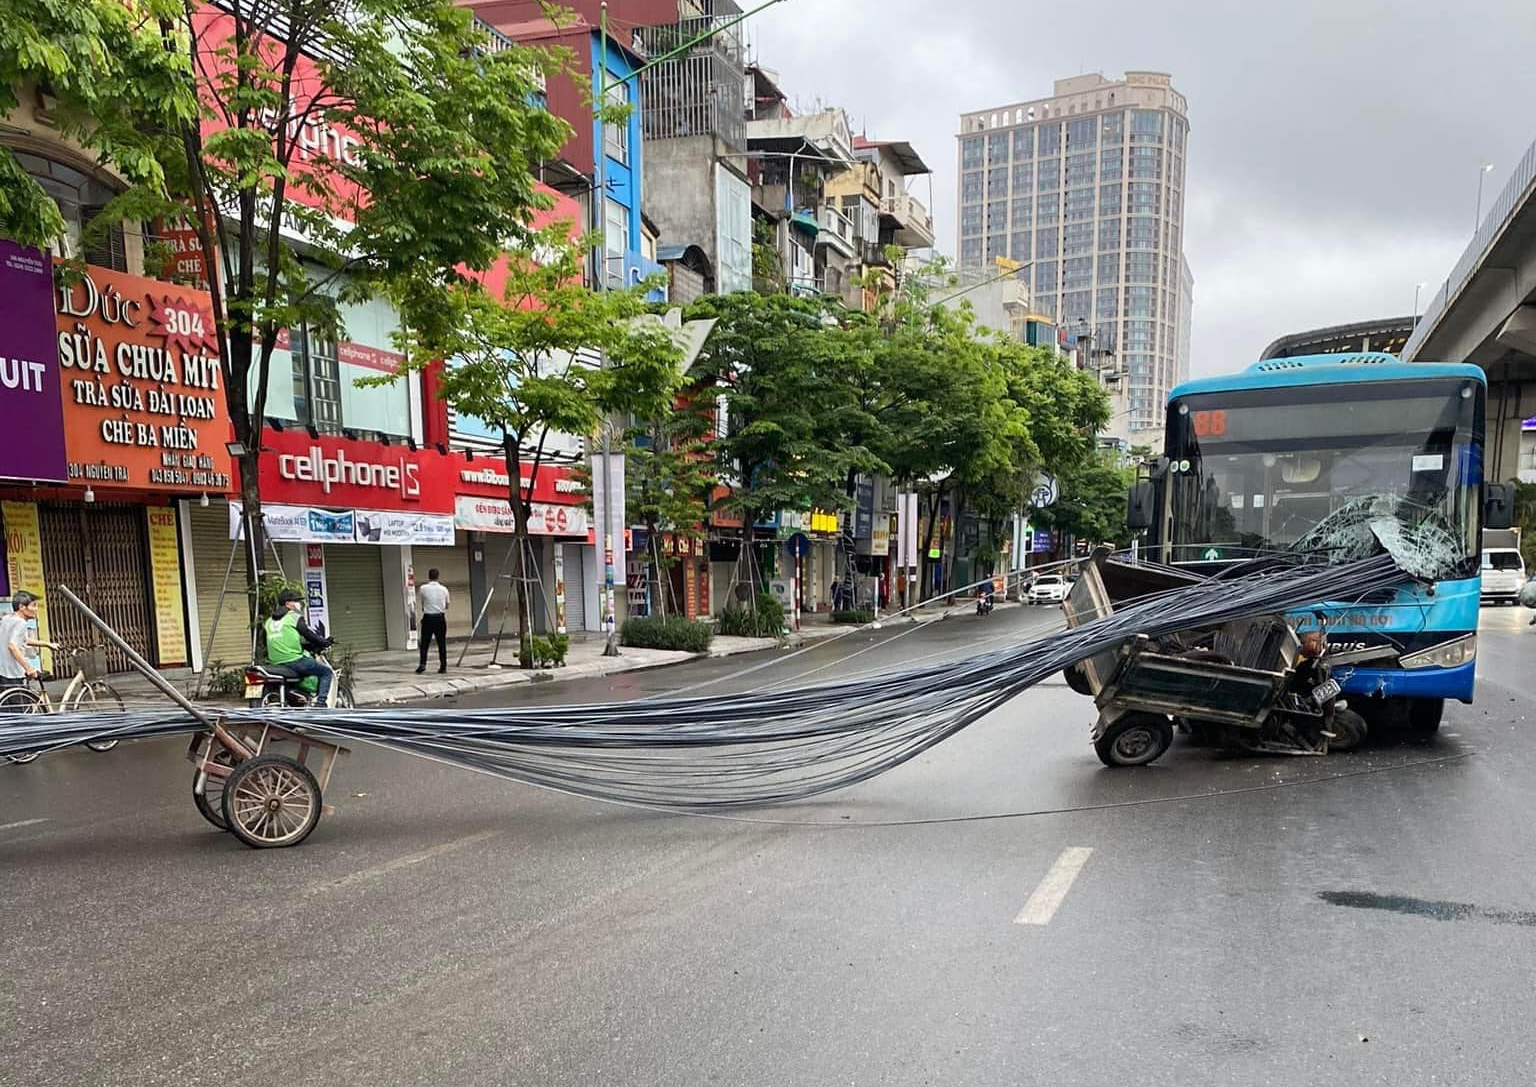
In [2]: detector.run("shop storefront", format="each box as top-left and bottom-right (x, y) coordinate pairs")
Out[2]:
(451, 458), (590, 637)
(1, 248), (232, 673)
(215, 429), (457, 653)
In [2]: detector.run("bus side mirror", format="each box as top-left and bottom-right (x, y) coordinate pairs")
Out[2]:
(1485, 482), (1514, 530)
(1126, 480), (1155, 531)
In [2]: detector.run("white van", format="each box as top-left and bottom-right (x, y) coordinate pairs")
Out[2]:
(1480, 548), (1526, 605)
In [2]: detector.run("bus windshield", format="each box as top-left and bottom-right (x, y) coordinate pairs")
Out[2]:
(1165, 377), (1482, 575)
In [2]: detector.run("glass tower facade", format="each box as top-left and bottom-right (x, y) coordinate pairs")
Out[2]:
(957, 74), (1191, 434)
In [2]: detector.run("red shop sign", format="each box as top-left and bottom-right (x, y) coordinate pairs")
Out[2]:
(450, 452), (584, 506)
(259, 428), (455, 513)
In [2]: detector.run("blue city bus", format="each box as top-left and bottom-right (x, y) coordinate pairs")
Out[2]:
(1134, 352), (1506, 734)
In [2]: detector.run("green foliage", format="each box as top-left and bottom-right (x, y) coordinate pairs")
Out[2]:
(256, 575), (304, 625)
(386, 224), (682, 666)
(203, 659), (246, 699)
(620, 616), (714, 653)
(716, 594), (787, 638)
(831, 609), (874, 625)
(685, 292), (884, 522)
(0, 0), (197, 249)
(0, 0), (574, 622)
(519, 633), (569, 669)
(751, 217), (785, 294)
(1030, 451), (1138, 547)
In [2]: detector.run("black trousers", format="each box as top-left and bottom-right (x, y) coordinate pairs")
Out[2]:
(419, 613), (447, 670)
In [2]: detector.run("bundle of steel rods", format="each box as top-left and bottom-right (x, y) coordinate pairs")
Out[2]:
(0, 552), (1411, 809)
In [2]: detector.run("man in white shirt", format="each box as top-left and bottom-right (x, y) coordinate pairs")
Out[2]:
(417, 570), (450, 674)
(1, 590), (56, 691)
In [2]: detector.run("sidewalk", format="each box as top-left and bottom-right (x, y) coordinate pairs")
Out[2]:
(109, 612), (849, 708)
(104, 603), (1020, 708)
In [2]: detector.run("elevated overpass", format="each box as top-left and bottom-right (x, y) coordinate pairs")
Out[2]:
(1404, 141), (1536, 482)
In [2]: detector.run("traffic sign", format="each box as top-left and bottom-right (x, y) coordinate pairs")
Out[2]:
(1031, 472), (1059, 509)
(1202, 547), (1222, 561)
(785, 533), (810, 558)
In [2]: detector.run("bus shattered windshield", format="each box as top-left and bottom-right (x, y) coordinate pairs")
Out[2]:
(1164, 377), (1482, 576)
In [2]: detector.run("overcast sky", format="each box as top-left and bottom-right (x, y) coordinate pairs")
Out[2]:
(747, 0), (1536, 376)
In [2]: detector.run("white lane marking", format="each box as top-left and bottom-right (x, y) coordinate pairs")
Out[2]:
(0, 818), (49, 833)
(1014, 846), (1094, 926)
(304, 830), (499, 896)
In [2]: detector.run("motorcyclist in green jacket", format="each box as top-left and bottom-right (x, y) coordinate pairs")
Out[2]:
(265, 589), (335, 705)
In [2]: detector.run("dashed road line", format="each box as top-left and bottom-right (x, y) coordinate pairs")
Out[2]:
(0, 818), (50, 833)
(1014, 846), (1093, 925)
(304, 829), (499, 896)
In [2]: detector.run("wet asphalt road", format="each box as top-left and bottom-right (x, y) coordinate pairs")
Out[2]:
(4, 605), (1536, 1086)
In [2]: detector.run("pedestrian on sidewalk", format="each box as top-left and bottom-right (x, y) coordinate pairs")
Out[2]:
(417, 569), (450, 674)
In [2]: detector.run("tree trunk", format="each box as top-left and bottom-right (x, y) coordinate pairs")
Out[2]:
(504, 435), (534, 668)
(945, 487), (968, 594)
(918, 482), (944, 603)
(647, 521), (667, 618)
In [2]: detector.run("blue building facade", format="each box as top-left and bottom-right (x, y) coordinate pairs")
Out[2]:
(593, 35), (666, 302)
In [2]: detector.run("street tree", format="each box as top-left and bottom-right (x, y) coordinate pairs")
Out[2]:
(622, 399), (717, 617)
(684, 292), (884, 600)
(1029, 451), (1138, 550)
(385, 224), (682, 667)
(686, 291), (884, 522)
(0, 0), (570, 622)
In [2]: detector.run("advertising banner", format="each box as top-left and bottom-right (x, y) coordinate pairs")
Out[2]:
(0, 241), (67, 482)
(453, 495), (589, 536)
(302, 543), (330, 633)
(145, 507), (188, 665)
(355, 509), (455, 546)
(55, 263), (233, 492)
(1, 501), (52, 669)
(231, 502), (356, 543)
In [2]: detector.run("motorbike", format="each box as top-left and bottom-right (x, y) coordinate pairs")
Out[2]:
(244, 623), (353, 709)
(976, 588), (995, 616)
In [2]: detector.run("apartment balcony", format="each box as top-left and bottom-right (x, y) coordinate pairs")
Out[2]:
(879, 192), (935, 249)
(472, 17), (546, 93)
(815, 206), (857, 258)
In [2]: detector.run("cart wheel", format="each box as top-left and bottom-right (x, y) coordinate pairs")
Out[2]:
(1095, 714), (1174, 767)
(1327, 707), (1368, 752)
(73, 682), (125, 751)
(221, 754), (322, 849)
(192, 748), (238, 830)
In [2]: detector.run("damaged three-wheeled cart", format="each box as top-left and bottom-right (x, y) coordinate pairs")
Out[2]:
(1061, 548), (1368, 767)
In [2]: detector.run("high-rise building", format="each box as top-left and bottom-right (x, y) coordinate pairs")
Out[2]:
(957, 72), (1191, 435)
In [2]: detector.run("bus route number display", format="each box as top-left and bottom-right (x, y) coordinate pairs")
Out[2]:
(1191, 409), (1227, 438)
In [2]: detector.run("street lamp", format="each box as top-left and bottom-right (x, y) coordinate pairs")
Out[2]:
(1476, 161), (1494, 233)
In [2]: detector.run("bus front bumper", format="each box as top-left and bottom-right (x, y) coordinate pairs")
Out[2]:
(1336, 660), (1476, 704)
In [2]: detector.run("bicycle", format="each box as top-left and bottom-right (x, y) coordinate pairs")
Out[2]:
(2, 646), (126, 764)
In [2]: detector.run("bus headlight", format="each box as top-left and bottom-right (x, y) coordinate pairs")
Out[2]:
(1399, 634), (1477, 669)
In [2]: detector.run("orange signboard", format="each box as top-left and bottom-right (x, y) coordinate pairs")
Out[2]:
(54, 265), (234, 493)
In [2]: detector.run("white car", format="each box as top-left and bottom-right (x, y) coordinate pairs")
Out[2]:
(1028, 574), (1067, 604)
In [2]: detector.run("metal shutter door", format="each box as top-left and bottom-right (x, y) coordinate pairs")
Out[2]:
(39, 502), (154, 673)
(411, 543), (472, 640)
(188, 501), (254, 668)
(561, 544), (587, 632)
(323, 545), (388, 652)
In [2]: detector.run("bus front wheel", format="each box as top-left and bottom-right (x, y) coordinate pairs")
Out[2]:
(1406, 698), (1444, 735)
